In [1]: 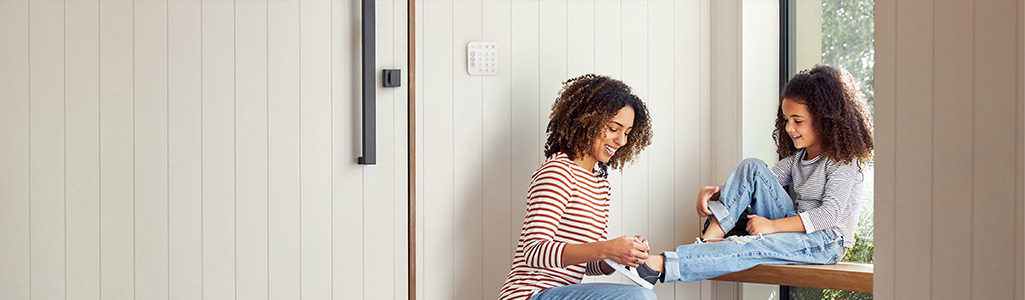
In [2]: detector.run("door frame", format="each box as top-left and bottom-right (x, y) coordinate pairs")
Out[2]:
(406, 0), (416, 299)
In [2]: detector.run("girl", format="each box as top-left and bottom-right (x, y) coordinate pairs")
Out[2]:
(612, 65), (874, 286)
(499, 74), (656, 300)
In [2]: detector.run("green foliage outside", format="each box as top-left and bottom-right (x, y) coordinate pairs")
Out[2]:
(791, 0), (874, 299)
(819, 0), (875, 114)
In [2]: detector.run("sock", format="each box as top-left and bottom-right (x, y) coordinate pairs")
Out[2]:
(636, 263), (662, 285)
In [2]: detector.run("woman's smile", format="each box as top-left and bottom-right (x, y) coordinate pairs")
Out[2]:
(604, 144), (617, 157)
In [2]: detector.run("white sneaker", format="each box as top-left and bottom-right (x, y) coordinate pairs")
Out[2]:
(603, 258), (655, 289)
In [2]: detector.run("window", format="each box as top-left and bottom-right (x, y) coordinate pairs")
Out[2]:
(784, 0), (874, 298)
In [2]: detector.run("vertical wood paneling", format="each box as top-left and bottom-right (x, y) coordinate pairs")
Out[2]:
(29, 1), (66, 299)
(647, 0), (674, 298)
(134, 0), (169, 299)
(972, 0), (1019, 299)
(299, 0), (332, 298)
(593, 2), (624, 283)
(235, 1), (269, 299)
(452, 0), (484, 299)
(393, 1), (411, 298)
(481, 0), (513, 295)
(708, 0), (741, 298)
(168, 1), (203, 299)
(99, 1), (135, 299)
(66, 1), (101, 299)
(878, 0), (1023, 297)
(538, 0), (566, 150)
(0, 2), (30, 299)
(131, 0), (172, 298)
(621, 0), (649, 262)
(268, 0), (301, 298)
(365, 0), (397, 298)
(894, 0), (935, 298)
(931, 1), (973, 299)
(593, 0), (622, 82)
(332, 0), (362, 296)
(423, 1), (455, 299)
(709, 0), (740, 183)
(873, 0), (896, 299)
(201, 1), (236, 298)
(331, 0), (361, 297)
(674, 0), (703, 298)
(4, 2), (410, 300)
(567, 0), (594, 78)
(509, 0), (540, 250)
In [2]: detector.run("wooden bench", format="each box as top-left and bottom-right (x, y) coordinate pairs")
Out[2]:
(711, 263), (873, 293)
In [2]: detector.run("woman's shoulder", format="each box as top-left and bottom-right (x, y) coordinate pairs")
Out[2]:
(532, 153), (577, 180)
(543, 152), (577, 169)
(534, 152), (608, 184)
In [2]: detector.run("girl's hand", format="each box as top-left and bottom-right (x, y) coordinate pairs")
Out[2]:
(602, 236), (650, 268)
(695, 186), (721, 217)
(746, 215), (777, 235)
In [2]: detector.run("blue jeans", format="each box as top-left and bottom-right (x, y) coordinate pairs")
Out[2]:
(662, 158), (846, 282)
(528, 283), (657, 300)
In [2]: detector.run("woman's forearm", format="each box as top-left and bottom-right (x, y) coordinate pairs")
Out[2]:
(561, 241), (607, 266)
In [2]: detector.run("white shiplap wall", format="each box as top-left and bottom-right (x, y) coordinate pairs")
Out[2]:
(874, 0), (1025, 299)
(415, 0), (714, 299)
(0, 0), (409, 299)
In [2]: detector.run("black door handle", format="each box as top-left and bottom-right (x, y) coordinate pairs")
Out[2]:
(358, 0), (376, 165)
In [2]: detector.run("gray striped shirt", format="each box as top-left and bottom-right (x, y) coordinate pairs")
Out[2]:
(771, 149), (864, 248)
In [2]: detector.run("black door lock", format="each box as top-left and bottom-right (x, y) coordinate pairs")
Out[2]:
(383, 69), (401, 87)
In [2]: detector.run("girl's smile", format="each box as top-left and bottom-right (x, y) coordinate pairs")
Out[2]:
(781, 98), (821, 159)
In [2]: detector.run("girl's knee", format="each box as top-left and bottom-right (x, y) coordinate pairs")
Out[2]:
(739, 157), (767, 168)
(737, 158), (772, 175)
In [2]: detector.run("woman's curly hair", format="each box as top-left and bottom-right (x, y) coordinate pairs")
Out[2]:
(774, 65), (874, 165)
(544, 74), (653, 177)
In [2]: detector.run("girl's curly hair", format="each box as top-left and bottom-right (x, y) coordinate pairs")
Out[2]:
(544, 74), (653, 177)
(774, 65), (874, 165)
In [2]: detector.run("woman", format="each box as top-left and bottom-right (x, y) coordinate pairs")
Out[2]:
(499, 74), (656, 300)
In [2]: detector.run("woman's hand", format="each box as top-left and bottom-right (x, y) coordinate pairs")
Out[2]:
(695, 186), (721, 217)
(634, 236), (648, 247)
(745, 214), (777, 235)
(601, 236), (650, 268)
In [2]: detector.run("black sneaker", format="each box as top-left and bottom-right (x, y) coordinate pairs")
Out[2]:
(603, 258), (655, 289)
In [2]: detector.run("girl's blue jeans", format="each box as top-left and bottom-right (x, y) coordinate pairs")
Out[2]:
(528, 283), (657, 300)
(662, 158), (846, 283)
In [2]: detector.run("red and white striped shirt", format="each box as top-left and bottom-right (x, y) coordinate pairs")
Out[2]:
(498, 153), (612, 300)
